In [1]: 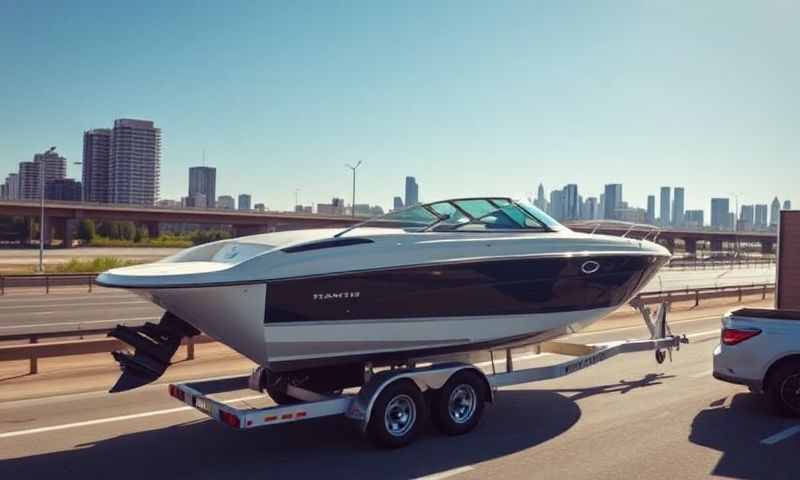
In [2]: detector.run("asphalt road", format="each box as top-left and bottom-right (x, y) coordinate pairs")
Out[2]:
(0, 312), (795, 479)
(0, 265), (775, 333)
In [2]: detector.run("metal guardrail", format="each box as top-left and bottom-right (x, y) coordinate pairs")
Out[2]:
(0, 273), (98, 295)
(666, 257), (776, 270)
(0, 283), (776, 376)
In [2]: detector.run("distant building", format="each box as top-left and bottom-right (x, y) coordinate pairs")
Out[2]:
(156, 199), (181, 208)
(45, 179), (82, 201)
(672, 187), (685, 226)
(739, 205), (755, 231)
(404, 177), (419, 206)
(583, 197), (598, 220)
(3, 173), (19, 200)
(110, 119), (161, 206)
(317, 197), (345, 216)
(549, 189), (564, 220)
(710, 198), (731, 230)
(535, 183), (547, 211)
(646, 195), (656, 224)
(784, 200), (792, 210)
(188, 166), (216, 209)
(254, 203), (266, 212)
(353, 204), (372, 216)
(19, 150), (67, 200)
(184, 193), (207, 208)
(562, 184), (580, 220)
(603, 184), (622, 220)
(393, 196), (404, 211)
(217, 195), (235, 210)
(770, 197), (781, 226)
(660, 187), (671, 226)
(755, 204), (768, 229)
(82, 129), (112, 203)
(615, 207), (646, 224)
(685, 210), (704, 228)
(238, 194), (251, 211)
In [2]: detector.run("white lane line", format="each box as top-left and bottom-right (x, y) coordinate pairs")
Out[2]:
(761, 425), (800, 445)
(0, 316), (160, 330)
(414, 466), (475, 480)
(690, 370), (713, 378)
(687, 329), (720, 340)
(0, 300), (148, 310)
(570, 316), (718, 338)
(0, 393), (265, 439)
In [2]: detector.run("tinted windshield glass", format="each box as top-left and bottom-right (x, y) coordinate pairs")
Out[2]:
(357, 205), (439, 230)
(517, 200), (563, 229)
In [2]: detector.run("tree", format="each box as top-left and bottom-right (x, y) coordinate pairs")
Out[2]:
(78, 219), (96, 242)
(134, 225), (149, 243)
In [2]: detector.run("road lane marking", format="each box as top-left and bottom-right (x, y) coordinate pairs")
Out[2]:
(0, 300), (149, 310)
(690, 370), (713, 378)
(686, 329), (720, 339)
(414, 466), (475, 480)
(0, 393), (265, 439)
(570, 316), (719, 338)
(761, 425), (800, 445)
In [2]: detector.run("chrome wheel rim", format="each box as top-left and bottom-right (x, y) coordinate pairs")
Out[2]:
(448, 385), (477, 424)
(780, 373), (800, 413)
(384, 394), (416, 437)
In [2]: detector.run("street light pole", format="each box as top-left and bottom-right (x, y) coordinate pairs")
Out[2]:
(345, 161), (362, 217)
(39, 146), (56, 272)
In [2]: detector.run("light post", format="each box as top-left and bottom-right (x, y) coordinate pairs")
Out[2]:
(345, 161), (362, 217)
(39, 146), (56, 272)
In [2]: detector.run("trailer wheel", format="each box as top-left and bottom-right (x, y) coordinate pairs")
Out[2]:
(262, 371), (300, 405)
(431, 370), (486, 436)
(368, 380), (425, 448)
(767, 360), (800, 417)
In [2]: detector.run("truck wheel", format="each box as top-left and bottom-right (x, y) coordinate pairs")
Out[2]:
(367, 380), (425, 448)
(767, 361), (800, 417)
(432, 370), (486, 436)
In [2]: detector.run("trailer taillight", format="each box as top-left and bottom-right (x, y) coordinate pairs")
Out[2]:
(220, 410), (241, 429)
(722, 327), (761, 345)
(168, 384), (185, 401)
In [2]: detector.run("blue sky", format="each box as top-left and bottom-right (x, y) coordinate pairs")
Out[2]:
(1, 1), (797, 212)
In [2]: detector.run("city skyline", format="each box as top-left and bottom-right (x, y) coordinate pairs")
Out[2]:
(1, 2), (798, 211)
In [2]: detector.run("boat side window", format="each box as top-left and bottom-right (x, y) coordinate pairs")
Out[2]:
(452, 199), (546, 230)
(429, 202), (470, 227)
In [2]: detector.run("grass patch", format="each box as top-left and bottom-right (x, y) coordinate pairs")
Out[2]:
(88, 237), (192, 248)
(50, 257), (142, 273)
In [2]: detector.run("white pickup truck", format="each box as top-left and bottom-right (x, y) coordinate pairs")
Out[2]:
(713, 307), (800, 416)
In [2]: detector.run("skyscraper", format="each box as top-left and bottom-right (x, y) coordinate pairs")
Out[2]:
(646, 195), (656, 225)
(711, 198), (731, 230)
(110, 119), (160, 206)
(393, 196), (404, 211)
(562, 184), (580, 220)
(672, 187), (685, 226)
(217, 195), (235, 210)
(188, 166), (216, 208)
(238, 194), (251, 210)
(584, 197), (598, 220)
(785, 200), (792, 210)
(685, 210), (704, 227)
(535, 183), (547, 211)
(18, 150), (67, 200)
(739, 205), (755, 231)
(770, 197), (781, 227)
(404, 176), (419, 206)
(45, 179), (82, 201)
(755, 204), (768, 229)
(660, 187), (671, 226)
(3, 173), (19, 200)
(549, 189), (564, 220)
(82, 128), (112, 203)
(603, 184), (622, 220)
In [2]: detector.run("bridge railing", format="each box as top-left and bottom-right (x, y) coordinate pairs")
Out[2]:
(0, 273), (98, 295)
(0, 283), (775, 376)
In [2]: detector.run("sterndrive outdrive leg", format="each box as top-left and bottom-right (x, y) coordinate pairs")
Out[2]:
(108, 312), (200, 393)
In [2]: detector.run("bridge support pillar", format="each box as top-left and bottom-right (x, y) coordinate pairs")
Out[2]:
(684, 238), (697, 255)
(761, 240), (775, 255)
(233, 224), (270, 237)
(659, 238), (675, 253)
(144, 222), (160, 238)
(44, 216), (55, 246)
(710, 239), (723, 252)
(62, 219), (78, 248)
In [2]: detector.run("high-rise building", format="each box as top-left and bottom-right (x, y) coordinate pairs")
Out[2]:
(562, 184), (580, 220)
(82, 129), (112, 203)
(188, 166), (216, 209)
(110, 119), (160, 206)
(646, 195), (656, 224)
(711, 198), (731, 230)
(217, 195), (235, 210)
(19, 150), (67, 200)
(583, 197), (598, 220)
(404, 177), (419, 206)
(184, 193), (207, 208)
(549, 189), (564, 220)
(3, 173), (19, 200)
(739, 205), (755, 231)
(238, 194), (252, 211)
(603, 184), (622, 220)
(770, 197), (781, 226)
(535, 183), (547, 211)
(672, 187), (685, 226)
(393, 196), (404, 211)
(254, 203), (266, 212)
(660, 187), (671, 226)
(784, 200), (792, 210)
(18, 162), (38, 200)
(45, 179), (82, 201)
(685, 210), (704, 228)
(755, 204), (768, 229)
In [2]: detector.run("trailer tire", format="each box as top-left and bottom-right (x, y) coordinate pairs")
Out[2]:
(367, 380), (425, 448)
(767, 360), (800, 417)
(431, 370), (486, 436)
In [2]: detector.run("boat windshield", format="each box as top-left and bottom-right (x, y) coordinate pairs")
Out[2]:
(335, 197), (565, 237)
